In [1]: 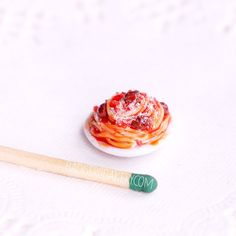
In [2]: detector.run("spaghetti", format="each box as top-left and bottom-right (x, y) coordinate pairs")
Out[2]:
(87, 90), (171, 149)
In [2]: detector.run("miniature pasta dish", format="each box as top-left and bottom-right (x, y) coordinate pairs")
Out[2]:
(85, 90), (171, 150)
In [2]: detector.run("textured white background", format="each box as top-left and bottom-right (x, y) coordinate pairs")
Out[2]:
(0, 0), (236, 235)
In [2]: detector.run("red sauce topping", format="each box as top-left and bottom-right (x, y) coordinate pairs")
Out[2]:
(130, 115), (153, 131)
(93, 106), (98, 112)
(93, 90), (163, 132)
(91, 126), (100, 134)
(97, 103), (108, 122)
(124, 90), (139, 105)
(110, 93), (125, 109)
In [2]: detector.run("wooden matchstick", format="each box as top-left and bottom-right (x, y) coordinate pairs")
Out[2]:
(0, 145), (157, 193)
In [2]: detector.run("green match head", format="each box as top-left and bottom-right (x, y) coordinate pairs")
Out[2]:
(129, 173), (158, 193)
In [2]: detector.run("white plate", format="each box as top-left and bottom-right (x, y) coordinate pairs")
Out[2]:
(83, 123), (168, 157)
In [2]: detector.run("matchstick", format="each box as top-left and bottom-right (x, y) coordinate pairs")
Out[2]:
(0, 145), (157, 193)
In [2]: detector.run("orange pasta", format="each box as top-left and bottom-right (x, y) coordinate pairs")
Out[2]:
(87, 90), (171, 149)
